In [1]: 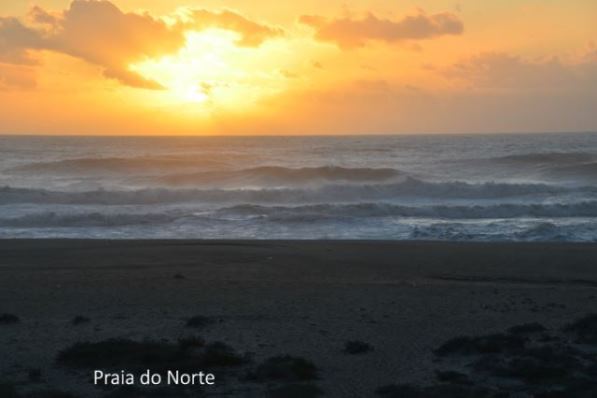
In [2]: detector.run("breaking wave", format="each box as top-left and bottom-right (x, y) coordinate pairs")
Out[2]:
(2, 134), (597, 241)
(3, 201), (597, 229)
(9, 156), (227, 175)
(486, 151), (596, 165)
(151, 166), (403, 187)
(0, 212), (179, 228)
(0, 178), (595, 205)
(218, 201), (597, 222)
(8, 162), (405, 187)
(470, 151), (597, 182)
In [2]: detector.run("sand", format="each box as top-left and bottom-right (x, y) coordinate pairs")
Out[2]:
(1, 240), (597, 397)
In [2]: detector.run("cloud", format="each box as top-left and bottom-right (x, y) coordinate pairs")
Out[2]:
(44, 0), (185, 89)
(0, 0), (282, 89)
(443, 52), (597, 92)
(184, 10), (283, 47)
(299, 11), (463, 49)
(27, 6), (60, 28)
(0, 17), (43, 65)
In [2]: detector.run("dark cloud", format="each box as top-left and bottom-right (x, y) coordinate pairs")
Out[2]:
(0, 0), (282, 89)
(0, 17), (43, 65)
(299, 11), (463, 49)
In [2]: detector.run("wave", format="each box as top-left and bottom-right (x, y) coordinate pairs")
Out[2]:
(512, 222), (565, 241)
(544, 161), (597, 179)
(1, 178), (595, 205)
(3, 201), (597, 229)
(152, 166), (403, 187)
(216, 201), (597, 221)
(9, 161), (405, 187)
(0, 212), (179, 228)
(486, 151), (596, 165)
(411, 220), (597, 242)
(9, 156), (227, 175)
(12, 162), (404, 185)
(462, 151), (597, 183)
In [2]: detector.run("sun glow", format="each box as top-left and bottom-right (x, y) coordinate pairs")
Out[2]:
(129, 29), (291, 111)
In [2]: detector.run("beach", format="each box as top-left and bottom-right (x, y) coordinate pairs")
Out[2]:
(2, 240), (597, 397)
(1, 0), (596, 394)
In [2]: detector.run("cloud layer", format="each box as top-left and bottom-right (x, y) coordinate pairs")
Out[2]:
(300, 11), (463, 49)
(0, 0), (282, 88)
(443, 52), (597, 92)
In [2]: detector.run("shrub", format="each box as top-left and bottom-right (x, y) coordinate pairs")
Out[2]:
(268, 383), (323, 398)
(344, 340), (373, 355)
(185, 316), (212, 329)
(508, 323), (546, 335)
(250, 356), (318, 382)
(56, 338), (246, 371)
(71, 316), (90, 326)
(563, 314), (597, 344)
(434, 333), (526, 356)
(0, 314), (20, 325)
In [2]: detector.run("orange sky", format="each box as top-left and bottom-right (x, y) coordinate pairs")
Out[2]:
(1, 0), (596, 135)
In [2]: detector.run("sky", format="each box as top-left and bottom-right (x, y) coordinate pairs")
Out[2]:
(0, 0), (596, 135)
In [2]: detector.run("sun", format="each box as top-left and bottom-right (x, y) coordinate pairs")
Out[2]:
(129, 29), (291, 110)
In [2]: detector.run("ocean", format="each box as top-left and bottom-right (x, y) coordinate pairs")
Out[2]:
(1, 133), (596, 240)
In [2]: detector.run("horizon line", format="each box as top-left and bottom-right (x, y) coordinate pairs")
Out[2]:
(0, 131), (596, 138)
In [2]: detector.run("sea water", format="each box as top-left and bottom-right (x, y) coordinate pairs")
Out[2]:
(0, 133), (596, 241)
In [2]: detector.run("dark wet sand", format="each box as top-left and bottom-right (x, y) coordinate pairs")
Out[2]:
(1, 240), (597, 397)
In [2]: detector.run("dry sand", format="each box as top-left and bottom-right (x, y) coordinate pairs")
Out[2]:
(1, 240), (597, 397)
